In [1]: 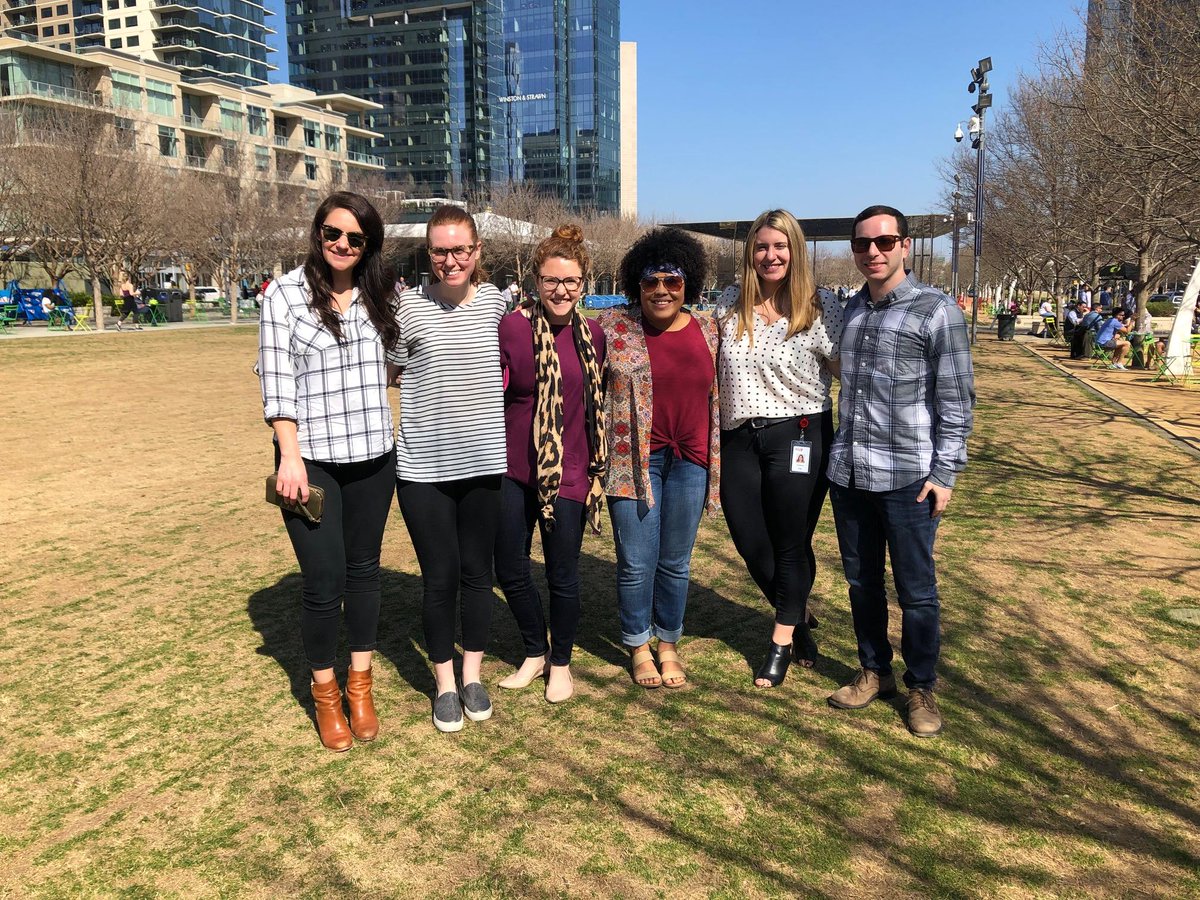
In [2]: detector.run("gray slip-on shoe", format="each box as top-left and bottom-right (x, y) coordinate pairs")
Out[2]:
(433, 690), (463, 733)
(460, 681), (493, 722)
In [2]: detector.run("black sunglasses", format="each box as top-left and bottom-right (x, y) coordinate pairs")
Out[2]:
(850, 234), (904, 254)
(320, 224), (367, 249)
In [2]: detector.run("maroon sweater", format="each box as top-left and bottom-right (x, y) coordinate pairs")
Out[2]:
(499, 312), (607, 503)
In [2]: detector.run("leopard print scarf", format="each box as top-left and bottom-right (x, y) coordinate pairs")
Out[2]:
(529, 301), (608, 533)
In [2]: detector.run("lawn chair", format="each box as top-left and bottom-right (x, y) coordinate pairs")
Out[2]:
(189, 300), (208, 322)
(148, 300), (167, 326)
(1089, 335), (1114, 369)
(0, 303), (16, 334)
(72, 305), (93, 332)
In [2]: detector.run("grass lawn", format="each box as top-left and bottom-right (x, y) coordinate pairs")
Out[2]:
(0, 327), (1197, 898)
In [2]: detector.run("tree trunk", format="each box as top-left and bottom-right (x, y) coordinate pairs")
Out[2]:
(92, 278), (105, 333)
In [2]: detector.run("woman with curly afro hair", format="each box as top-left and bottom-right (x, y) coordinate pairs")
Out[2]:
(597, 227), (721, 688)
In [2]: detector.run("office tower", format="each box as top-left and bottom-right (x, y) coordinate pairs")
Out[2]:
(286, 0), (622, 213)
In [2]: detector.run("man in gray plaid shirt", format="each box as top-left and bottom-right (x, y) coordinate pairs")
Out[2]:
(825, 205), (975, 738)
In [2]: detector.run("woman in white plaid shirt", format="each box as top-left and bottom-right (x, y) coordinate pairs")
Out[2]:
(258, 192), (401, 752)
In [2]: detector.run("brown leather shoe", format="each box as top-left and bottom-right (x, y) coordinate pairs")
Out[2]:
(907, 688), (943, 737)
(311, 678), (352, 752)
(345, 666), (379, 741)
(827, 668), (898, 709)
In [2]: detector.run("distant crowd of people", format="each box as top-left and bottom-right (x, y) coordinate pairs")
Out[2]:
(257, 191), (976, 749)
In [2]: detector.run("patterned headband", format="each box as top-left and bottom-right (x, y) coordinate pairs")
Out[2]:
(641, 264), (685, 280)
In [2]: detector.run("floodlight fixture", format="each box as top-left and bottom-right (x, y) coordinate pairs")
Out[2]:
(978, 56), (992, 74)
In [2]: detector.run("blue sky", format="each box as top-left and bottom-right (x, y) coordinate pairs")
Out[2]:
(266, 1), (1083, 222)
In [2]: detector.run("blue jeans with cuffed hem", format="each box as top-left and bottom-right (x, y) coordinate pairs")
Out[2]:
(830, 477), (941, 691)
(609, 448), (708, 647)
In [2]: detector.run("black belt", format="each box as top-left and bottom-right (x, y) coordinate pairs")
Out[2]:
(745, 416), (796, 430)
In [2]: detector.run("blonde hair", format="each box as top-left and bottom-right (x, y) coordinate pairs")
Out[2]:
(729, 209), (818, 344)
(426, 204), (486, 285)
(533, 223), (591, 277)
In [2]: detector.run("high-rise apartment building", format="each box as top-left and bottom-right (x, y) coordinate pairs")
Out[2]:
(2, 0), (276, 88)
(286, 0), (622, 213)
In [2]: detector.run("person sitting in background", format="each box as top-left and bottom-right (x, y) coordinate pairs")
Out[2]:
(41, 292), (76, 329)
(1036, 298), (1055, 336)
(1071, 304), (1100, 360)
(1095, 308), (1131, 368)
(1064, 300), (1083, 344)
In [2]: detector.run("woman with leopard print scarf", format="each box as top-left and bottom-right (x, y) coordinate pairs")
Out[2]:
(495, 224), (608, 704)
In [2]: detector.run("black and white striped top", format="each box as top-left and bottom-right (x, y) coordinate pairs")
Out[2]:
(388, 282), (507, 482)
(258, 266), (395, 464)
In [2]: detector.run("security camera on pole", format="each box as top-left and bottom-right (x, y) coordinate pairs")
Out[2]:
(955, 57), (992, 345)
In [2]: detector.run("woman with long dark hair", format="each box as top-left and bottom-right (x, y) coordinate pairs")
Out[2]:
(389, 205), (508, 733)
(494, 224), (607, 704)
(258, 191), (400, 751)
(716, 209), (842, 687)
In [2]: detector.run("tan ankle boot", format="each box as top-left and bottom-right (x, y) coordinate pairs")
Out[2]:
(311, 678), (352, 751)
(345, 666), (379, 741)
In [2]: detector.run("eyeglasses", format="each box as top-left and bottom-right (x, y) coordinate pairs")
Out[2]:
(850, 234), (904, 254)
(321, 224), (367, 249)
(428, 244), (477, 261)
(539, 275), (583, 292)
(639, 275), (685, 292)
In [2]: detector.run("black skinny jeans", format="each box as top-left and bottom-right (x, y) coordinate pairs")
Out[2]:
(278, 446), (396, 670)
(719, 409), (833, 626)
(494, 476), (586, 666)
(396, 475), (501, 665)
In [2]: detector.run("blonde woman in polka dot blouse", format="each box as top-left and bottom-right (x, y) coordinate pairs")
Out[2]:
(716, 208), (843, 688)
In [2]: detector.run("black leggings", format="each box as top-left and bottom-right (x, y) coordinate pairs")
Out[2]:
(719, 409), (832, 626)
(494, 476), (586, 666)
(396, 475), (501, 664)
(278, 446), (396, 670)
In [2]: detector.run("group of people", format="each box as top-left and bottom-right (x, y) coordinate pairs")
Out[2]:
(258, 192), (975, 751)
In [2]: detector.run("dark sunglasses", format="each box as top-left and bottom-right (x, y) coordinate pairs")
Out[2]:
(639, 275), (685, 292)
(850, 234), (904, 254)
(320, 224), (367, 249)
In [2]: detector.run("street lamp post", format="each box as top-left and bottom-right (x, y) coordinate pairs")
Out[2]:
(950, 173), (961, 303)
(957, 56), (992, 345)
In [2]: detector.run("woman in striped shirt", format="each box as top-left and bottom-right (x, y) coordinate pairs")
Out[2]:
(258, 191), (400, 752)
(389, 205), (507, 733)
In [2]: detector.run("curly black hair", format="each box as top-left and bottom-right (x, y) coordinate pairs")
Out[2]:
(619, 227), (707, 305)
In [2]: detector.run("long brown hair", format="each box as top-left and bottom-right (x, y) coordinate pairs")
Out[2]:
(729, 209), (818, 345)
(302, 191), (398, 349)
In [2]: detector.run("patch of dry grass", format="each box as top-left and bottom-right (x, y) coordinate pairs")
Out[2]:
(0, 328), (1197, 898)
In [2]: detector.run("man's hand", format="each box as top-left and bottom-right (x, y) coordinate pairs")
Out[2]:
(916, 481), (953, 518)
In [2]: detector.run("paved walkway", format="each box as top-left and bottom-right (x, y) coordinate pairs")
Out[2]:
(1, 317), (253, 339)
(1018, 332), (1199, 455)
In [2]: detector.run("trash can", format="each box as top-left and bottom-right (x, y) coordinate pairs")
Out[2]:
(156, 289), (184, 323)
(997, 313), (1017, 341)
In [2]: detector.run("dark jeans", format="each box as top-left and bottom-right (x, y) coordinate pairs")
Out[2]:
(494, 477), (586, 666)
(396, 474), (501, 664)
(277, 446), (395, 670)
(830, 477), (941, 690)
(720, 409), (832, 626)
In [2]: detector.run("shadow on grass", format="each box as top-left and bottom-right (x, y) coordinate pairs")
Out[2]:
(247, 567), (432, 732)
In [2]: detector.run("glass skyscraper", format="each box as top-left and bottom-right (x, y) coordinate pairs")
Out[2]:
(286, 0), (620, 213)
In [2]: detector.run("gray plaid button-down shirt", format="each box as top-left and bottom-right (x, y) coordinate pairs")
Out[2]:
(258, 266), (396, 464)
(828, 273), (975, 491)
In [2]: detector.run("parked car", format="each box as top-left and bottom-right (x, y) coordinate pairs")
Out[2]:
(192, 286), (223, 305)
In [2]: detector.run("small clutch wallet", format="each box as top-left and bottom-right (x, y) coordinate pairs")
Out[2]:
(265, 474), (325, 523)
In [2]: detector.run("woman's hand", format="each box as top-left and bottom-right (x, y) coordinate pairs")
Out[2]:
(270, 419), (308, 502)
(275, 453), (309, 503)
